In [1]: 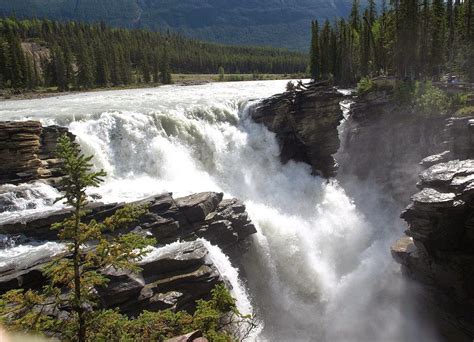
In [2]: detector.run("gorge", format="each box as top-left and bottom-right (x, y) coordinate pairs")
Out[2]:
(0, 79), (473, 341)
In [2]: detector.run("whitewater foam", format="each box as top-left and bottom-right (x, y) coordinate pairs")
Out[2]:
(0, 80), (437, 341)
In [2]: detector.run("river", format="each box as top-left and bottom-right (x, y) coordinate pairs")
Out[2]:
(0, 80), (438, 341)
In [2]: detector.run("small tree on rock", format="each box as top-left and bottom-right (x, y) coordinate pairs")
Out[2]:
(0, 135), (154, 341)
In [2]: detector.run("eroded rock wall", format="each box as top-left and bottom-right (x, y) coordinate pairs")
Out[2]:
(0, 121), (71, 185)
(338, 90), (448, 203)
(251, 82), (344, 178)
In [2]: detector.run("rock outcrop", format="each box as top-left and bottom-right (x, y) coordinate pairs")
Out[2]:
(0, 192), (257, 250)
(251, 81), (344, 178)
(338, 89), (448, 203)
(0, 121), (71, 186)
(0, 240), (226, 315)
(392, 160), (474, 337)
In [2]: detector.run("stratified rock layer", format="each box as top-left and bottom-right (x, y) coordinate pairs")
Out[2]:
(0, 240), (225, 315)
(392, 160), (474, 337)
(0, 192), (257, 250)
(251, 82), (344, 178)
(339, 89), (448, 202)
(0, 121), (71, 185)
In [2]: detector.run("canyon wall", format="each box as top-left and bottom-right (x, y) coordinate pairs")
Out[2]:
(251, 81), (344, 178)
(0, 121), (71, 185)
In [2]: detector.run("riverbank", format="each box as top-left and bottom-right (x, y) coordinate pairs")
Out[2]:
(0, 73), (305, 102)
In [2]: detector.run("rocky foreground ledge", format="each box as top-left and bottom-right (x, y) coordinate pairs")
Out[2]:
(0, 191), (257, 312)
(0, 191), (256, 248)
(0, 121), (258, 325)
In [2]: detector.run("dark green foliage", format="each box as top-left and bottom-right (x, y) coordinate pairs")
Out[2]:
(356, 76), (375, 94)
(0, 18), (307, 91)
(0, 0), (371, 51)
(309, 0), (474, 84)
(85, 284), (257, 342)
(309, 20), (320, 79)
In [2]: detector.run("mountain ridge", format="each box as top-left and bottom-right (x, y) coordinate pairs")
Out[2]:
(0, 0), (371, 51)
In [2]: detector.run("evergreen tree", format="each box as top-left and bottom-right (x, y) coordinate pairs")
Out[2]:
(95, 45), (110, 87)
(309, 20), (320, 79)
(0, 135), (154, 341)
(431, 0), (447, 78)
(76, 40), (95, 89)
(368, 0), (378, 24)
(159, 48), (172, 84)
(350, 0), (361, 31)
(52, 45), (68, 91)
(218, 66), (225, 81)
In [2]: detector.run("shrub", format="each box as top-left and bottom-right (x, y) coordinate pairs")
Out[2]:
(454, 106), (474, 118)
(356, 77), (375, 95)
(414, 81), (449, 115)
(83, 284), (257, 342)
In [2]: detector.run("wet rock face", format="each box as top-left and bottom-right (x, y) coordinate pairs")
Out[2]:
(338, 90), (448, 203)
(393, 159), (474, 337)
(252, 82), (344, 178)
(0, 121), (71, 186)
(0, 192), (257, 250)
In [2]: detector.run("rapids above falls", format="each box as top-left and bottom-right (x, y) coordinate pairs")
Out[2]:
(0, 80), (438, 341)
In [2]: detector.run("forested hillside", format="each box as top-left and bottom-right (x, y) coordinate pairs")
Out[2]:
(309, 0), (474, 85)
(0, 18), (307, 92)
(0, 0), (372, 51)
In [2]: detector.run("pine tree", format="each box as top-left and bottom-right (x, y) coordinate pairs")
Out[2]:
(0, 135), (154, 341)
(431, 0), (447, 78)
(95, 45), (110, 87)
(320, 20), (331, 79)
(218, 66), (225, 81)
(52, 45), (68, 91)
(447, 0), (455, 64)
(76, 40), (95, 89)
(350, 0), (361, 31)
(368, 0), (377, 24)
(160, 48), (172, 84)
(309, 20), (320, 79)
(141, 52), (151, 83)
(361, 9), (372, 76)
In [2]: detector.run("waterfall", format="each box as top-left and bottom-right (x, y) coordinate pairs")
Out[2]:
(0, 81), (438, 341)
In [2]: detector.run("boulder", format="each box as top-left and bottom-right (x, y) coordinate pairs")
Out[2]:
(98, 240), (222, 315)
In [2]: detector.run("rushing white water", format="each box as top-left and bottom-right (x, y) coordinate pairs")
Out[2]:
(0, 80), (438, 341)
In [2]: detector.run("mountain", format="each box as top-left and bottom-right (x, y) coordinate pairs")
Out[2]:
(0, 0), (370, 51)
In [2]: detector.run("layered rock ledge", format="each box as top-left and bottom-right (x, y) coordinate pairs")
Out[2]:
(0, 191), (257, 315)
(0, 191), (256, 250)
(392, 159), (474, 337)
(0, 121), (72, 185)
(0, 239), (227, 316)
(251, 81), (344, 178)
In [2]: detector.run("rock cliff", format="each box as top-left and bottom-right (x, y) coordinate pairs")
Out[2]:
(251, 81), (344, 178)
(338, 89), (448, 203)
(0, 121), (72, 186)
(392, 159), (474, 338)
